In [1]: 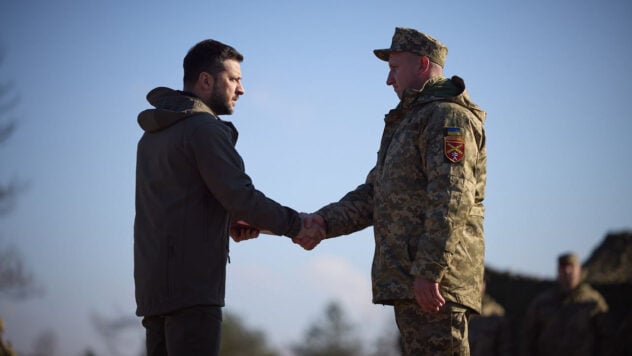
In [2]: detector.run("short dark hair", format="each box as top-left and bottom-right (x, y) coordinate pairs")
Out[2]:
(183, 39), (244, 85)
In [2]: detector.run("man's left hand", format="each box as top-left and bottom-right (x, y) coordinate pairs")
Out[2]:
(413, 276), (445, 312)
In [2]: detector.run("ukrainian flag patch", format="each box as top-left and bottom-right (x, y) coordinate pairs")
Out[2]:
(444, 127), (464, 163)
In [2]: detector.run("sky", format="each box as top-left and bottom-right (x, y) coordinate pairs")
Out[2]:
(0, 0), (631, 355)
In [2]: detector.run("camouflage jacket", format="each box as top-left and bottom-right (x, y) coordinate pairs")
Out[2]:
(317, 76), (486, 312)
(521, 283), (610, 356)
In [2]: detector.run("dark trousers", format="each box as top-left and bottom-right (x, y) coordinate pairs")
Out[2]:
(142, 305), (222, 356)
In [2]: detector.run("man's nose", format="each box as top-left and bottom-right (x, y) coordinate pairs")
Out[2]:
(386, 74), (394, 86)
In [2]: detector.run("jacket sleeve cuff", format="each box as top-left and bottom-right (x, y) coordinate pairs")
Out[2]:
(282, 207), (302, 238)
(315, 206), (340, 238)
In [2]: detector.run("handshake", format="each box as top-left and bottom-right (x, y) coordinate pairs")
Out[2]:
(229, 213), (326, 250)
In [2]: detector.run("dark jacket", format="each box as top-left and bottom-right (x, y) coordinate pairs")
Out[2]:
(521, 282), (610, 356)
(134, 87), (301, 316)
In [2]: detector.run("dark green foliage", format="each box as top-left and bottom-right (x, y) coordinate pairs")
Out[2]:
(292, 301), (363, 356)
(220, 311), (279, 356)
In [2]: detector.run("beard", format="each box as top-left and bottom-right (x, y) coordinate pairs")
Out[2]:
(207, 83), (233, 116)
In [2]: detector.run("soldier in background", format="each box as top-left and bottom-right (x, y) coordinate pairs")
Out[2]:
(521, 252), (610, 356)
(468, 276), (512, 356)
(0, 318), (17, 356)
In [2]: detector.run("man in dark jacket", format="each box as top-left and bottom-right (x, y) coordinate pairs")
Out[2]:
(134, 39), (322, 356)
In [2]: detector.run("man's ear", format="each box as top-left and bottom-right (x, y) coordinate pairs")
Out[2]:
(418, 56), (431, 75)
(198, 71), (214, 92)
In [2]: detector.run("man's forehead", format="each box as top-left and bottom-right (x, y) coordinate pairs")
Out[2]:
(223, 59), (241, 68)
(388, 51), (419, 64)
(222, 59), (242, 75)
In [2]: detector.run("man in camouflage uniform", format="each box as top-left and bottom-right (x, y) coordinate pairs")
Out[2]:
(521, 252), (611, 356)
(300, 27), (487, 355)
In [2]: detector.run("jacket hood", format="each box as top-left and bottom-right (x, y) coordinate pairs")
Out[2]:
(137, 87), (216, 132)
(403, 76), (486, 124)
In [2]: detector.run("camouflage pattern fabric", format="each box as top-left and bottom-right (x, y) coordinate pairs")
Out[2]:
(317, 75), (487, 313)
(521, 283), (611, 356)
(0, 341), (16, 356)
(468, 294), (513, 356)
(395, 301), (470, 355)
(374, 27), (448, 67)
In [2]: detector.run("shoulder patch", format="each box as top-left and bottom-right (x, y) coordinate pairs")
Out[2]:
(444, 127), (464, 163)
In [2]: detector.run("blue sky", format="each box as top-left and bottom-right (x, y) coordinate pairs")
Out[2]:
(1, 0), (631, 354)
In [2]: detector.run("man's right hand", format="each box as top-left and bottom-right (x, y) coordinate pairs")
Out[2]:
(292, 213), (326, 250)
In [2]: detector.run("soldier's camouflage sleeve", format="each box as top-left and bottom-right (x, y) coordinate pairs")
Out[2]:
(410, 102), (484, 282)
(316, 168), (375, 238)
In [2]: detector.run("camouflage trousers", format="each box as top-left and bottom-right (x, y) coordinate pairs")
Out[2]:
(394, 300), (470, 356)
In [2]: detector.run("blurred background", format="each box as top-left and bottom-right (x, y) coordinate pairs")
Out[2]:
(0, 0), (631, 355)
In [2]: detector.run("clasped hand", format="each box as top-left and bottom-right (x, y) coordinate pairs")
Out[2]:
(229, 213), (326, 251)
(292, 213), (326, 250)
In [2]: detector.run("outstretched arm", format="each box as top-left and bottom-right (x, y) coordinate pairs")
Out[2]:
(230, 214), (326, 251)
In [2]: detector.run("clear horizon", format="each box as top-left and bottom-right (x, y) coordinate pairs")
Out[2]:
(1, 0), (631, 354)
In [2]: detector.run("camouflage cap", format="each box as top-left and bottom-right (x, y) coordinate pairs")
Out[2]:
(558, 252), (580, 266)
(374, 27), (448, 67)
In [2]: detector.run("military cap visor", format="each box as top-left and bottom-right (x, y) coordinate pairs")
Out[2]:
(373, 49), (393, 61)
(373, 27), (448, 67)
